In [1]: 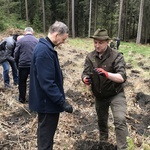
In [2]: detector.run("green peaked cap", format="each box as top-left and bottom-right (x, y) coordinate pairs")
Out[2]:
(90, 28), (111, 40)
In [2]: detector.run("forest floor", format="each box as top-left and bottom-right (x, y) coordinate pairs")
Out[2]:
(0, 30), (150, 150)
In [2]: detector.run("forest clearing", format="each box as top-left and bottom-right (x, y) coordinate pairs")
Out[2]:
(0, 0), (150, 149)
(0, 29), (150, 150)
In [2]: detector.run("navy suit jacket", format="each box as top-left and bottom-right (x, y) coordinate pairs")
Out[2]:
(29, 38), (65, 113)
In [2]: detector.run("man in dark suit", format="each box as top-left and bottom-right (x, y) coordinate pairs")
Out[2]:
(29, 21), (73, 150)
(14, 27), (38, 103)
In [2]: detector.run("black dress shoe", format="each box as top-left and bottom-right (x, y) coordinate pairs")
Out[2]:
(13, 82), (18, 85)
(19, 99), (26, 104)
(19, 100), (25, 104)
(5, 83), (12, 88)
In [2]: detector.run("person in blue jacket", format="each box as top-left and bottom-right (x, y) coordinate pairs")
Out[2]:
(14, 27), (38, 103)
(29, 21), (73, 150)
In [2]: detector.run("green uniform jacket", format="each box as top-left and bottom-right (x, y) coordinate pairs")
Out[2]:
(82, 46), (126, 99)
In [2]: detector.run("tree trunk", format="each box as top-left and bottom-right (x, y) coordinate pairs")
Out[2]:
(94, 0), (98, 32)
(118, 0), (123, 39)
(67, 0), (70, 28)
(71, 0), (75, 38)
(42, 0), (46, 33)
(25, 0), (29, 27)
(7, 0), (10, 14)
(124, 0), (129, 41)
(88, 0), (92, 37)
(144, 26), (148, 44)
(136, 0), (144, 44)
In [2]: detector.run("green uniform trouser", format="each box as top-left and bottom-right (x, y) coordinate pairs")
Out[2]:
(95, 92), (128, 150)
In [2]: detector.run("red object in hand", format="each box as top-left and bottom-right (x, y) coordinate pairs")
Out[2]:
(83, 77), (91, 85)
(94, 68), (109, 78)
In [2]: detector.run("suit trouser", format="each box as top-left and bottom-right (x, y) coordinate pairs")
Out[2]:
(18, 67), (30, 101)
(95, 92), (128, 150)
(37, 113), (59, 150)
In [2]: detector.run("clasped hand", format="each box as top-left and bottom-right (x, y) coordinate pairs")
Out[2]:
(62, 101), (73, 113)
(94, 68), (108, 78)
(83, 77), (91, 85)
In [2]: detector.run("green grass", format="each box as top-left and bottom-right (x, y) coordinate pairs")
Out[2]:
(68, 38), (150, 69)
(68, 38), (93, 51)
(119, 42), (150, 70)
(68, 38), (150, 56)
(120, 42), (150, 57)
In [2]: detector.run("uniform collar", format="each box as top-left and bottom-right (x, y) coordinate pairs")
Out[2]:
(94, 46), (110, 59)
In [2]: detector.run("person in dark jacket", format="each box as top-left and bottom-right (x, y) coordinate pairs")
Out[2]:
(0, 41), (7, 51)
(29, 21), (73, 150)
(0, 41), (7, 64)
(0, 34), (19, 88)
(14, 27), (38, 103)
(116, 37), (120, 50)
(109, 39), (115, 49)
(82, 29), (128, 150)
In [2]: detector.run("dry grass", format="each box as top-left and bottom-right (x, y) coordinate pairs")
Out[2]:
(0, 34), (150, 149)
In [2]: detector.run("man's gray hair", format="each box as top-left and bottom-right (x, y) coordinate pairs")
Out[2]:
(49, 21), (69, 35)
(24, 27), (34, 33)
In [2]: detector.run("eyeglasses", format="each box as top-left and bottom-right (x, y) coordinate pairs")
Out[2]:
(56, 34), (68, 43)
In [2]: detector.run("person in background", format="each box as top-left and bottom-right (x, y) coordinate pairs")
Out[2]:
(0, 34), (19, 88)
(14, 27), (38, 103)
(29, 21), (73, 150)
(0, 41), (7, 63)
(82, 28), (128, 150)
(116, 37), (120, 50)
(109, 39), (115, 49)
(0, 41), (7, 51)
(17, 35), (24, 41)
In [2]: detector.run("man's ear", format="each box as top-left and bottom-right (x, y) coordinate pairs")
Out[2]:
(54, 32), (59, 37)
(106, 40), (110, 44)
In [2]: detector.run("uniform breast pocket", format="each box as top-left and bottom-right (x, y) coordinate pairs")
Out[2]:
(101, 64), (113, 72)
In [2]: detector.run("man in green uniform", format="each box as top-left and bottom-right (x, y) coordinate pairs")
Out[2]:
(82, 29), (128, 150)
